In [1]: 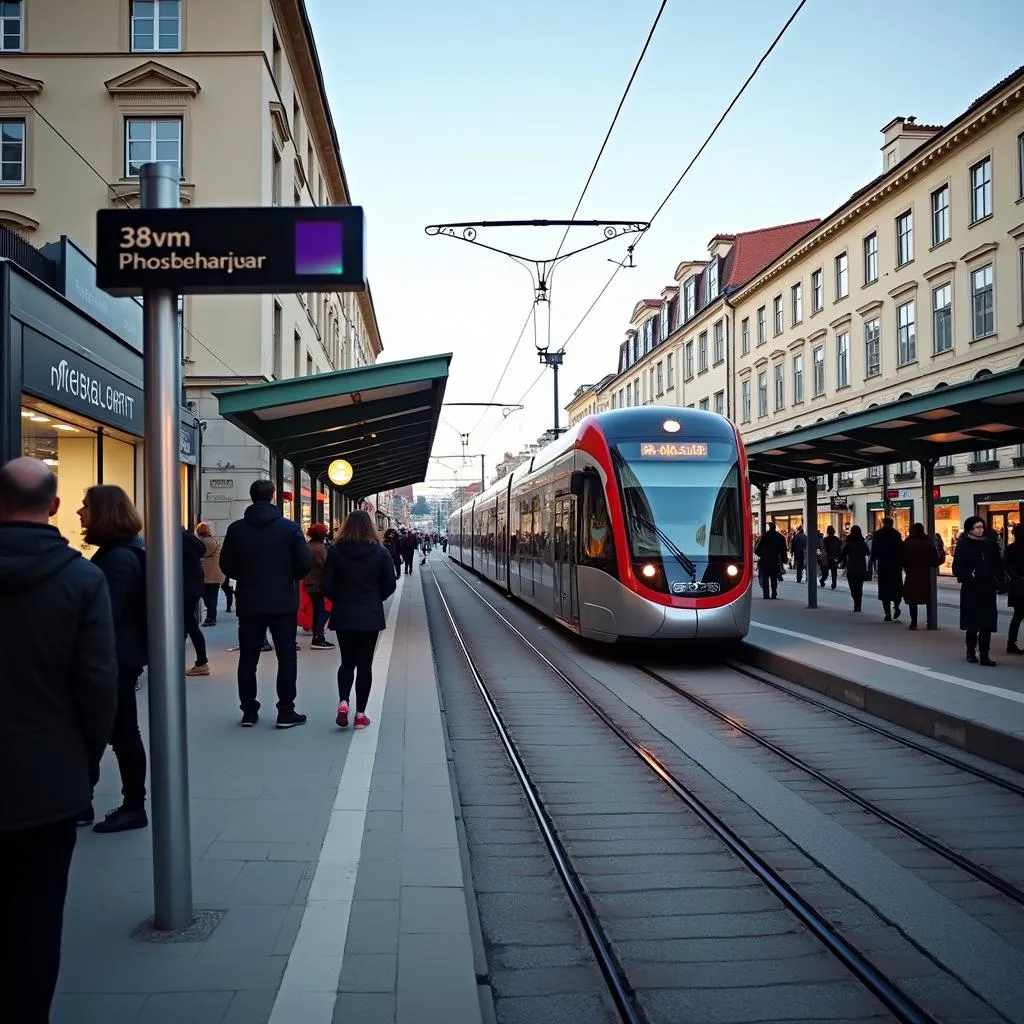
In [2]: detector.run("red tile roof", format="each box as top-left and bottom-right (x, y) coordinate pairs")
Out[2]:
(630, 298), (664, 321)
(722, 219), (822, 288)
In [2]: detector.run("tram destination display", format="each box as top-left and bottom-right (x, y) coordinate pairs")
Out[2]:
(638, 441), (710, 459)
(96, 205), (366, 296)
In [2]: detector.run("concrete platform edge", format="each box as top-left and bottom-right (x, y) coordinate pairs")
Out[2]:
(736, 640), (1024, 774)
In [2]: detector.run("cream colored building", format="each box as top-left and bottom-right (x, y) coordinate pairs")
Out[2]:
(0, 0), (381, 534)
(566, 64), (1024, 554)
(566, 373), (614, 427)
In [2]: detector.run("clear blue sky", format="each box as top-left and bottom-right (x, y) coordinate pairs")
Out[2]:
(306, 0), (1024, 493)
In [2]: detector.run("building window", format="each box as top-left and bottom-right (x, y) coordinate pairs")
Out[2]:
(125, 117), (182, 179)
(704, 259), (719, 305)
(1, 0), (22, 51)
(757, 371), (768, 417)
(684, 340), (694, 379)
(812, 345), (824, 397)
(896, 300), (916, 365)
(272, 304), (282, 376)
(271, 147), (281, 206)
(970, 157), (992, 223)
(836, 331), (850, 388)
(773, 363), (785, 412)
(741, 379), (751, 422)
(932, 283), (952, 354)
(971, 264), (994, 339)
(1020, 247), (1024, 325)
(683, 278), (696, 321)
(931, 185), (950, 247)
(656, 361), (664, 395)
(896, 210), (913, 266)
(864, 317), (880, 378)
(713, 320), (724, 363)
(756, 306), (766, 344)
(835, 252), (848, 298)
(714, 391), (724, 416)
(973, 448), (997, 465)
(773, 295), (783, 335)
(863, 233), (878, 284)
(698, 332), (708, 372)
(811, 268), (823, 313)
(791, 282), (802, 324)
(741, 317), (750, 356)
(1019, 132), (1024, 199)
(0, 118), (25, 186)
(130, 0), (182, 52)
(666, 351), (675, 388)
(793, 353), (804, 404)
(659, 303), (669, 343)
(699, 397), (709, 411)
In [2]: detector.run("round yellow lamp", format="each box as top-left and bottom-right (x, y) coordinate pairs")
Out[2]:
(327, 459), (353, 487)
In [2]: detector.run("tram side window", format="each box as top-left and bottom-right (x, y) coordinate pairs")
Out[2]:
(582, 475), (617, 576)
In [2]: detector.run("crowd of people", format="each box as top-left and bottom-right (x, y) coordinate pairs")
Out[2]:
(754, 516), (1024, 665)
(0, 453), (445, 1022)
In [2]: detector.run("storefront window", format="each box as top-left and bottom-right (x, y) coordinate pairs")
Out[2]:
(978, 500), (1021, 549)
(869, 502), (913, 538)
(104, 433), (136, 500)
(934, 499), (959, 573)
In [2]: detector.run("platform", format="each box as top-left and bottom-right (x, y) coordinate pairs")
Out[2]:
(52, 571), (486, 1024)
(740, 583), (1024, 773)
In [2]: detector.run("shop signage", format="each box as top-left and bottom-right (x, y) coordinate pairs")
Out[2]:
(205, 494), (233, 503)
(829, 495), (849, 511)
(208, 478), (234, 489)
(22, 330), (144, 436)
(885, 488), (913, 501)
(179, 414), (198, 465)
(934, 495), (959, 506)
(95, 206), (367, 297)
(868, 499), (913, 512)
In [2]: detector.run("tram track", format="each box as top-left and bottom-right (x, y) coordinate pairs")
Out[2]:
(432, 563), (944, 1024)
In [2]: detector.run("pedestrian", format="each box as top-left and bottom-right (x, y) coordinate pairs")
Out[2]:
(1002, 522), (1024, 655)
(76, 485), (150, 833)
(304, 522), (334, 650)
(322, 510), (397, 730)
(840, 525), (871, 613)
(951, 515), (1005, 666)
(219, 479), (312, 727)
(221, 576), (235, 614)
(818, 525), (842, 589)
(182, 525), (210, 677)
(400, 529), (416, 575)
(870, 516), (905, 621)
(383, 527), (402, 580)
(0, 458), (118, 1024)
(790, 524), (807, 583)
(754, 522), (787, 599)
(901, 522), (941, 630)
(196, 522), (224, 625)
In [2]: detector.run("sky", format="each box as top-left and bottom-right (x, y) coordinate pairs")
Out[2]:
(306, 0), (1024, 496)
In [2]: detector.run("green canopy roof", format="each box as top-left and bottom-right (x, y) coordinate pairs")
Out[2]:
(215, 353), (451, 498)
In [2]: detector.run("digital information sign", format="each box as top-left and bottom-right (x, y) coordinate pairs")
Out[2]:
(95, 205), (366, 296)
(638, 441), (710, 459)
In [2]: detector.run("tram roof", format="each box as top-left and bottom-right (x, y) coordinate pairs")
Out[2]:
(745, 365), (1024, 485)
(214, 353), (451, 499)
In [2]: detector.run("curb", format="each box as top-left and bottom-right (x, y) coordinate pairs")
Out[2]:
(736, 640), (1024, 775)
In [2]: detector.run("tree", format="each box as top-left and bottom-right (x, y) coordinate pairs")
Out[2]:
(412, 496), (431, 516)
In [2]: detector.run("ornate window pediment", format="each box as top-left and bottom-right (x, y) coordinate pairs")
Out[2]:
(105, 61), (200, 98)
(0, 210), (40, 236)
(0, 70), (43, 96)
(269, 101), (292, 147)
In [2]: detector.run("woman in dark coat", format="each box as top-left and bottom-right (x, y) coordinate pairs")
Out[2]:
(77, 485), (149, 833)
(951, 515), (1005, 666)
(869, 517), (905, 621)
(304, 522), (333, 650)
(1003, 522), (1024, 655)
(839, 524), (871, 613)
(322, 510), (397, 729)
(901, 522), (940, 630)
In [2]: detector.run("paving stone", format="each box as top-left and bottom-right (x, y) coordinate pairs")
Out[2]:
(399, 886), (470, 934)
(226, 860), (305, 905)
(332, 991), (396, 1024)
(346, 899), (400, 954)
(339, 953), (398, 993)
(134, 991), (234, 1024)
(221, 990), (277, 1023)
(354, 858), (402, 901)
(52, 993), (148, 1024)
(395, 932), (480, 1024)
(399, 846), (465, 887)
(203, 903), (291, 956)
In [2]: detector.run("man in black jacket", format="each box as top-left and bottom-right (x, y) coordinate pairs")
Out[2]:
(0, 457), (118, 1022)
(220, 479), (312, 728)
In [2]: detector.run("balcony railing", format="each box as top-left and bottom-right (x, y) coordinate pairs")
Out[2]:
(0, 224), (56, 287)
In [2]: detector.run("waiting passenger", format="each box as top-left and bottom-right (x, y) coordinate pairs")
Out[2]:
(754, 522), (787, 600)
(952, 516), (1005, 667)
(818, 525), (842, 589)
(839, 525), (871, 613)
(901, 523), (941, 630)
(1003, 523), (1024, 656)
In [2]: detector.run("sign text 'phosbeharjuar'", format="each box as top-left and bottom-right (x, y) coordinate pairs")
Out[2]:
(116, 226), (268, 276)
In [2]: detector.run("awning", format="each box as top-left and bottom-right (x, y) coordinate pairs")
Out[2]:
(214, 353), (451, 498)
(746, 366), (1024, 485)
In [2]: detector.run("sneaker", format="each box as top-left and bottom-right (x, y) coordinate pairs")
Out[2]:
(311, 637), (335, 650)
(241, 709), (259, 727)
(93, 806), (148, 834)
(186, 663), (210, 676)
(276, 711), (308, 729)
(336, 701), (349, 728)
(76, 804), (95, 827)
(354, 713), (371, 730)
(980, 656), (997, 667)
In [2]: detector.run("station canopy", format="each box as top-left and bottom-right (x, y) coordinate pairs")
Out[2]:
(215, 353), (451, 498)
(746, 365), (1024, 485)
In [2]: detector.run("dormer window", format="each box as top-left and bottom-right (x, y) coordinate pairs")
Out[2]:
(659, 303), (669, 341)
(704, 258), (719, 305)
(683, 278), (696, 321)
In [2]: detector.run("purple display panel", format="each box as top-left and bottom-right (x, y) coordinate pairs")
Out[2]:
(295, 221), (344, 275)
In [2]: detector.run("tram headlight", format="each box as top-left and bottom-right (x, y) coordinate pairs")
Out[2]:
(640, 563), (658, 579)
(725, 563), (740, 578)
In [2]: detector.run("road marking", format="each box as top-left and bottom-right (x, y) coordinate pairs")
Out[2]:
(268, 577), (405, 1024)
(750, 620), (1024, 705)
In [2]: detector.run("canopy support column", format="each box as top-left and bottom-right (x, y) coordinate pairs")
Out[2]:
(757, 484), (767, 537)
(921, 458), (938, 630)
(274, 455), (285, 511)
(806, 475), (819, 609)
(293, 464), (304, 525)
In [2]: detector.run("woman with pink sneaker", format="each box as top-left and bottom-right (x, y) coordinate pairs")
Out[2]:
(321, 510), (397, 729)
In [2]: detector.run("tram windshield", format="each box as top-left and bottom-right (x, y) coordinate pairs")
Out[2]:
(612, 442), (744, 562)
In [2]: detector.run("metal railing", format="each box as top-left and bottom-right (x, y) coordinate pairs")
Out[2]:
(0, 224), (56, 287)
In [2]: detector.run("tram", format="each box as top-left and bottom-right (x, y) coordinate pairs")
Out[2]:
(446, 407), (752, 642)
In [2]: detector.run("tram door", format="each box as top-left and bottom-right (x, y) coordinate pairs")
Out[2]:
(554, 497), (578, 625)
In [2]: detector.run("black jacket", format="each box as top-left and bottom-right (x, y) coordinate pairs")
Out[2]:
(869, 525), (905, 602)
(953, 535), (1004, 633)
(182, 528), (206, 602)
(841, 538), (871, 579)
(754, 529), (787, 574)
(219, 502), (313, 616)
(322, 540), (397, 632)
(91, 537), (148, 668)
(790, 531), (807, 558)
(0, 523), (118, 830)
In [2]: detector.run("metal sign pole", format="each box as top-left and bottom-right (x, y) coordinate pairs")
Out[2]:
(140, 162), (193, 931)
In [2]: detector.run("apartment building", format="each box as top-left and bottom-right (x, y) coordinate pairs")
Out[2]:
(0, 0), (381, 534)
(566, 63), (1024, 556)
(566, 373), (614, 427)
